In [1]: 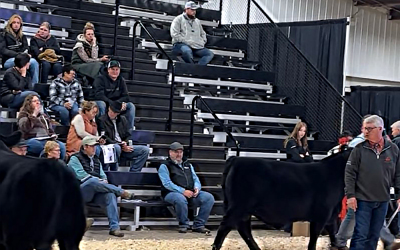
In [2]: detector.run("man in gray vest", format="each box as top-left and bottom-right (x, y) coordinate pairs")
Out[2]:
(170, 1), (214, 65)
(158, 142), (215, 234)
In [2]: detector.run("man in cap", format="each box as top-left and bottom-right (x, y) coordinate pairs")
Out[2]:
(93, 60), (136, 131)
(9, 138), (27, 156)
(97, 101), (150, 172)
(68, 135), (134, 237)
(170, 1), (214, 65)
(158, 142), (215, 234)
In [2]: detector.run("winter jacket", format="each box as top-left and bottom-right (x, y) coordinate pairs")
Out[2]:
(0, 31), (29, 66)
(30, 34), (61, 60)
(17, 111), (55, 139)
(93, 72), (129, 104)
(170, 13), (207, 49)
(0, 67), (32, 106)
(97, 114), (130, 145)
(285, 138), (313, 163)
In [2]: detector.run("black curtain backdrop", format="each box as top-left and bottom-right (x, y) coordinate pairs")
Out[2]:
(346, 86), (400, 132)
(278, 19), (347, 93)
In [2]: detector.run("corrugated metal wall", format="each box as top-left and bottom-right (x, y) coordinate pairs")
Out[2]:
(222, 0), (400, 85)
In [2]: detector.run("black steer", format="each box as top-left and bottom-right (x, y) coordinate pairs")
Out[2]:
(212, 150), (352, 250)
(0, 132), (86, 250)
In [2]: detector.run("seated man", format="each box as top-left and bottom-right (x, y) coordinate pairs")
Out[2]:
(98, 101), (149, 172)
(158, 142), (214, 234)
(9, 139), (27, 156)
(94, 60), (135, 131)
(170, 1), (214, 65)
(49, 64), (84, 126)
(0, 53), (38, 109)
(0, 14), (39, 85)
(68, 135), (134, 237)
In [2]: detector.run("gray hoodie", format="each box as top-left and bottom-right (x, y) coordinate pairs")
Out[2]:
(170, 13), (207, 49)
(345, 139), (400, 202)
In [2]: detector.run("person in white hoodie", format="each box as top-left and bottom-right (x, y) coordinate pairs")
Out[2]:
(170, 1), (214, 65)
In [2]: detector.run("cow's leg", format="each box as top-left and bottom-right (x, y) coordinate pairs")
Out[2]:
(212, 218), (233, 250)
(237, 218), (261, 250)
(325, 219), (339, 249)
(308, 222), (325, 250)
(57, 239), (80, 250)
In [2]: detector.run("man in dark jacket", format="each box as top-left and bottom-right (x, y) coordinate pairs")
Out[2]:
(68, 135), (134, 237)
(0, 53), (38, 108)
(93, 60), (135, 131)
(391, 121), (400, 149)
(158, 142), (215, 234)
(345, 115), (400, 250)
(0, 14), (39, 85)
(98, 101), (149, 172)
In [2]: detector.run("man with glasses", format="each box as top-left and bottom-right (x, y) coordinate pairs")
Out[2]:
(345, 115), (400, 250)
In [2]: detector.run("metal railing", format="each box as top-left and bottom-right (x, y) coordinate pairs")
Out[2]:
(130, 20), (175, 131)
(189, 96), (240, 158)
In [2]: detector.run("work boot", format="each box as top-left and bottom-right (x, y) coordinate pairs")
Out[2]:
(192, 227), (212, 236)
(178, 227), (188, 233)
(109, 229), (124, 237)
(121, 190), (134, 200)
(85, 218), (94, 232)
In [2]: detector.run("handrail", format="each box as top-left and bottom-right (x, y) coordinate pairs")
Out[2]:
(113, 0), (120, 56)
(250, 0), (362, 120)
(131, 20), (175, 131)
(189, 96), (240, 158)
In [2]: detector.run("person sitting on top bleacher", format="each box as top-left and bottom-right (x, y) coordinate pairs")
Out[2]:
(68, 135), (134, 238)
(49, 64), (84, 126)
(71, 22), (109, 86)
(97, 101), (149, 172)
(0, 53), (38, 109)
(93, 60), (135, 131)
(158, 142), (215, 234)
(0, 14), (39, 86)
(17, 93), (66, 160)
(30, 22), (63, 83)
(283, 121), (313, 163)
(170, 1), (214, 65)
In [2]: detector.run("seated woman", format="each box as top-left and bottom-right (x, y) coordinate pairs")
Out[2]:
(0, 53), (38, 109)
(42, 140), (61, 159)
(30, 22), (63, 83)
(71, 22), (109, 86)
(284, 121), (313, 163)
(17, 94), (66, 160)
(66, 101), (105, 157)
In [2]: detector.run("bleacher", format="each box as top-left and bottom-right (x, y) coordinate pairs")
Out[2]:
(0, 0), (337, 230)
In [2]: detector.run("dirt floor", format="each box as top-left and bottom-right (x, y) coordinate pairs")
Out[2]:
(75, 227), (337, 250)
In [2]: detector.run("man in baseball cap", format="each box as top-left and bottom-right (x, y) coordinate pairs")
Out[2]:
(158, 141), (215, 234)
(170, 1), (214, 65)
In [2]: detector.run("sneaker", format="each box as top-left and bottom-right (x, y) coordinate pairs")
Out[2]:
(178, 227), (188, 233)
(109, 229), (124, 237)
(85, 218), (94, 232)
(121, 190), (134, 200)
(192, 227), (211, 234)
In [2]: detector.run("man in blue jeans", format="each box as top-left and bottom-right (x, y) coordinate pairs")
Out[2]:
(170, 1), (214, 65)
(158, 142), (215, 234)
(345, 115), (400, 250)
(68, 135), (134, 237)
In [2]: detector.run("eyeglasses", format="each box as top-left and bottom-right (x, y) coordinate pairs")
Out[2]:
(363, 127), (377, 132)
(51, 149), (61, 152)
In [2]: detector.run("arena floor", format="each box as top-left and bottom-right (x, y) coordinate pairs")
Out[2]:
(71, 228), (337, 250)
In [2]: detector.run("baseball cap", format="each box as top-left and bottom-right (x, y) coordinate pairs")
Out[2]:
(185, 1), (199, 10)
(81, 135), (99, 146)
(107, 60), (121, 68)
(170, 142), (184, 150)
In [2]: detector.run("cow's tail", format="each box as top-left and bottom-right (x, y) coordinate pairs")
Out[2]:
(222, 156), (237, 211)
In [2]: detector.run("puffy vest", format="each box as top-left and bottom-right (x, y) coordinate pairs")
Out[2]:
(161, 158), (194, 198)
(73, 150), (102, 179)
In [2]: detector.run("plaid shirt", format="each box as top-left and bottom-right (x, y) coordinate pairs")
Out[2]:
(49, 77), (84, 107)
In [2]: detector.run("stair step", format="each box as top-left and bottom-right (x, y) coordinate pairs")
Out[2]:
(151, 144), (225, 160)
(71, 19), (130, 36)
(129, 92), (184, 108)
(134, 69), (168, 83)
(53, 8), (116, 24)
(135, 104), (192, 120)
(135, 117), (203, 133)
(46, 0), (114, 14)
(126, 80), (171, 95)
(149, 131), (214, 146)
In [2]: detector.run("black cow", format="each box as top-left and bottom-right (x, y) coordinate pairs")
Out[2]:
(0, 132), (86, 250)
(212, 150), (352, 250)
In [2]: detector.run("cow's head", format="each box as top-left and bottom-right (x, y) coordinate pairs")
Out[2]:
(0, 131), (23, 150)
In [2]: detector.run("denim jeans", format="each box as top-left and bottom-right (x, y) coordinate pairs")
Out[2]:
(114, 144), (149, 172)
(80, 177), (123, 231)
(26, 138), (66, 160)
(50, 102), (79, 126)
(164, 191), (215, 229)
(350, 201), (389, 250)
(4, 57), (40, 86)
(7, 90), (38, 109)
(41, 61), (62, 83)
(172, 43), (214, 65)
(96, 101), (136, 130)
(336, 207), (394, 248)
